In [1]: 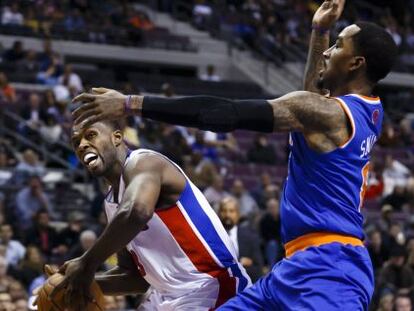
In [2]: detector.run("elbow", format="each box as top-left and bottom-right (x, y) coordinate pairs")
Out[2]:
(119, 201), (153, 227)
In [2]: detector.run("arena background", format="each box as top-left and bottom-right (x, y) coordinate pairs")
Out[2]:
(0, 0), (412, 310)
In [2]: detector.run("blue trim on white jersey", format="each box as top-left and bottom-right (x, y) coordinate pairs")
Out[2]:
(179, 181), (249, 292)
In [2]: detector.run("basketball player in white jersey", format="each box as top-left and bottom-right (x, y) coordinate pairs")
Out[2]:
(51, 120), (251, 311)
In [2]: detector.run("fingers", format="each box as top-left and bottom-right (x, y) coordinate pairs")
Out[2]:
(92, 87), (111, 94)
(72, 102), (99, 121)
(73, 108), (100, 126)
(73, 93), (96, 103)
(77, 115), (103, 130)
(44, 264), (57, 277)
(49, 277), (68, 300)
(32, 285), (42, 296)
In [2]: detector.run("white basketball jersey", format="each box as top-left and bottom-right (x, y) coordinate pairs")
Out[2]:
(104, 149), (251, 307)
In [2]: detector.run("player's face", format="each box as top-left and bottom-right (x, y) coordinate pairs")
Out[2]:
(71, 122), (121, 177)
(318, 24), (362, 91)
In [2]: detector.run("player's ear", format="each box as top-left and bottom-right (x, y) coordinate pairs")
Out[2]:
(112, 130), (123, 147)
(349, 56), (365, 72)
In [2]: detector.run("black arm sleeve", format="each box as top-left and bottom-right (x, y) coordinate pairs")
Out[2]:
(142, 95), (274, 133)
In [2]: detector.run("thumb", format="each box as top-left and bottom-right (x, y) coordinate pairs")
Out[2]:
(91, 87), (111, 94)
(44, 264), (57, 277)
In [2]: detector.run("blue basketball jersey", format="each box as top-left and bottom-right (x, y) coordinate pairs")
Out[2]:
(280, 94), (383, 244)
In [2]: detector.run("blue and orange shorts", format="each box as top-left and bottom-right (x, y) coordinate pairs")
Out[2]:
(218, 233), (374, 311)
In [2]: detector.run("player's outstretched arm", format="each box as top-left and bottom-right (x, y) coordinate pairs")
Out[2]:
(73, 89), (347, 140)
(304, 0), (345, 93)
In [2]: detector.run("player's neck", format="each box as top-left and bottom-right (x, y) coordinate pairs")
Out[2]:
(103, 147), (129, 186)
(330, 79), (374, 98)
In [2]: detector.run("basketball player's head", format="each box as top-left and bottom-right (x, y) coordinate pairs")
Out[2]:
(318, 22), (398, 92)
(71, 119), (124, 177)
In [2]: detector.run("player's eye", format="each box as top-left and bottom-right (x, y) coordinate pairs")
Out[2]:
(86, 132), (97, 140)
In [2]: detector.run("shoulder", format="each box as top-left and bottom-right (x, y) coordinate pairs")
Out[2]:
(123, 151), (168, 183)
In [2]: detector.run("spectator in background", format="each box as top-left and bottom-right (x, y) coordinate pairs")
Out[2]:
(10, 246), (44, 289)
(119, 117), (140, 149)
(24, 209), (58, 258)
(19, 93), (47, 136)
(17, 49), (38, 72)
(15, 176), (50, 230)
(247, 134), (277, 165)
(204, 131), (239, 157)
(200, 64), (221, 82)
(378, 245), (414, 291)
(260, 198), (282, 267)
(67, 230), (97, 259)
(376, 290), (394, 311)
(382, 155), (411, 196)
(37, 40), (54, 73)
(39, 112), (63, 144)
(378, 122), (401, 147)
(55, 211), (86, 261)
(193, 0), (212, 30)
(1, 3), (24, 25)
(63, 9), (85, 32)
(182, 152), (218, 190)
(251, 172), (272, 205)
(218, 197), (263, 282)
(395, 294), (412, 311)
(15, 298), (28, 311)
(382, 185), (409, 211)
(36, 53), (63, 86)
(230, 179), (258, 220)
(0, 292), (15, 311)
(0, 224), (25, 267)
(377, 204), (394, 233)
(367, 229), (389, 275)
(58, 64), (83, 96)
(13, 149), (45, 183)
(365, 161), (385, 201)
(203, 175), (230, 209)
(191, 131), (218, 163)
(0, 72), (16, 104)
(161, 83), (175, 98)
(2, 41), (25, 63)
(0, 255), (14, 291)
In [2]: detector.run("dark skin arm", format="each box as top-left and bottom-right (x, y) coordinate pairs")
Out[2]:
(304, 0), (346, 93)
(95, 248), (149, 295)
(50, 155), (163, 311)
(73, 89), (350, 153)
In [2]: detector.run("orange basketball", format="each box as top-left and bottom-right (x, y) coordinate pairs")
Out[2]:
(35, 272), (105, 311)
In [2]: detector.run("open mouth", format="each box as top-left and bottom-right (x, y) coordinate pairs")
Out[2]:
(83, 152), (99, 167)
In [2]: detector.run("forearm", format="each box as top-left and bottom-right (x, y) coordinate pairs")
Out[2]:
(303, 29), (330, 93)
(95, 269), (149, 295)
(141, 96), (274, 133)
(81, 204), (150, 271)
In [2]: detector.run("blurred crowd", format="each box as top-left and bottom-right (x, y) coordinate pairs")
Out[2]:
(0, 0), (155, 46)
(188, 0), (414, 66)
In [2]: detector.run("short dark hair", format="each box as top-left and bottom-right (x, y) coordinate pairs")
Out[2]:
(352, 21), (398, 83)
(101, 119), (122, 131)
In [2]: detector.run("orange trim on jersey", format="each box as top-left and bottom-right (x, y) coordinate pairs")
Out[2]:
(359, 162), (370, 210)
(285, 232), (364, 258)
(156, 205), (236, 307)
(333, 98), (355, 148)
(358, 95), (380, 101)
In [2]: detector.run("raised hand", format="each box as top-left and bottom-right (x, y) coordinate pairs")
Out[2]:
(312, 0), (346, 30)
(72, 87), (131, 129)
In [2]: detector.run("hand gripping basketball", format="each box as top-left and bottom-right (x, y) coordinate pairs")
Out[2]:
(33, 264), (105, 311)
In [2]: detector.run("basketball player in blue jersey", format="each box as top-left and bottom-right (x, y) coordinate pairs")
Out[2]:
(72, 1), (398, 309)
